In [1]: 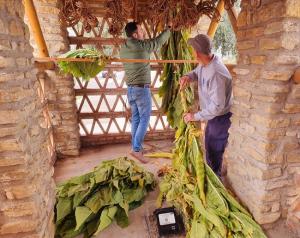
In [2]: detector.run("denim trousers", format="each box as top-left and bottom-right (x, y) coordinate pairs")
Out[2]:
(205, 112), (232, 177)
(127, 87), (152, 152)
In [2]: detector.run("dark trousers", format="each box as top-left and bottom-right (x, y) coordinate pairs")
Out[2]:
(205, 112), (232, 177)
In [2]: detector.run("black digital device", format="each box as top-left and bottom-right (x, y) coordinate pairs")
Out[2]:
(154, 207), (183, 236)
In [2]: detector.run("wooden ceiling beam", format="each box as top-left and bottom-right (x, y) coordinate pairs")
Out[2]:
(226, 4), (238, 35)
(24, 0), (49, 57)
(207, 0), (225, 38)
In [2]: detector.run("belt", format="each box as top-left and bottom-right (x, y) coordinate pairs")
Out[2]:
(128, 84), (150, 88)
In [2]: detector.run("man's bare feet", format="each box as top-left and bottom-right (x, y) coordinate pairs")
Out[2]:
(130, 151), (149, 164)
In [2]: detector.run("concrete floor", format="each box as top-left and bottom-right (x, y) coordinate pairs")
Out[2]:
(54, 140), (298, 238)
(54, 140), (174, 238)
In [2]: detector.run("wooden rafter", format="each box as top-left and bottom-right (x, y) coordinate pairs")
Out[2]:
(207, 0), (239, 38)
(207, 0), (225, 38)
(226, 3), (238, 35)
(24, 0), (49, 57)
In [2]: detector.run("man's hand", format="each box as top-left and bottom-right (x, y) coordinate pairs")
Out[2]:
(183, 113), (196, 123)
(179, 76), (191, 90)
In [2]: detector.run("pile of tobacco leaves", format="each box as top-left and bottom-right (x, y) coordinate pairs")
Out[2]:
(55, 157), (155, 238)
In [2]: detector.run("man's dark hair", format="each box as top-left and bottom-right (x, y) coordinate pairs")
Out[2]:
(125, 22), (139, 37)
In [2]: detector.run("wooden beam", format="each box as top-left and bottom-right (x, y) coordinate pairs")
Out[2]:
(293, 67), (300, 84)
(207, 0), (225, 38)
(68, 36), (125, 45)
(78, 110), (164, 119)
(226, 5), (238, 35)
(75, 88), (159, 96)
(24, 0), (49, 57)
(35, 57), (199, 64)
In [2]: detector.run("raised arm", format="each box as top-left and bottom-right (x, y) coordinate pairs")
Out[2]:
(140, 29), (171, 52)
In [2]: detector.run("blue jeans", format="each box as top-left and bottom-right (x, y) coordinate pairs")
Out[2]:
(127, 87), (152, 152)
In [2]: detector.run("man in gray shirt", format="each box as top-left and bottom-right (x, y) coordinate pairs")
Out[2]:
(180, 34), (233, 178)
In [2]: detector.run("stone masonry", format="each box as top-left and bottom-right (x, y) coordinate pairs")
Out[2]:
(0, 0), (56, 237)
(227, 0), (300, 235)
(25, 0), (80, 157)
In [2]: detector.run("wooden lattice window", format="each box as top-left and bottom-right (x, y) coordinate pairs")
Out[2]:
(67, 18), (174, 146)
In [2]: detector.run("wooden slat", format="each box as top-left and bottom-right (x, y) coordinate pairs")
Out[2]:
(75, 88), (159, 95)
(78, 110), (164, 119)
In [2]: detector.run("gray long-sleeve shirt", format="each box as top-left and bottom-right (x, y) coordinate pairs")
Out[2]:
(186, 55), (232, 121)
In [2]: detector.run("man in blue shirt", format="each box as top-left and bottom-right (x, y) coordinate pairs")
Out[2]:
(180, 34), (233, 177)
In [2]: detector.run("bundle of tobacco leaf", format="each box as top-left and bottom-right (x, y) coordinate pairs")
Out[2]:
(159, 30), (195, 129)
(57, 48), (109, 81)
(158, 31), (266, 238)
(158, 91), (266, 238)
(55, 157), (155, 238)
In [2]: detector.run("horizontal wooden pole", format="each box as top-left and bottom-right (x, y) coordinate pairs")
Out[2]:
(78, 110), (164, 119)
(68, 36), (125, 45)
(75, 88), (159, 95)
(104, 64), (162, 70)
(35, 57), (199, 64)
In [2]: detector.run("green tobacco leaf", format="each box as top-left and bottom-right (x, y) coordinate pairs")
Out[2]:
(122, 187), (145, 203)
(75, 206), (93, 231)
(73, 178), (95, 208)
(67, 173), (93, 186)
(206, 176), (229, 217)
(94, 206), (118, 235)
(57, 48), (108, 81)
(94, 167), (109, 184)
(85, 186), (112, 213)
(189, 194), (227, 237)
(190, 219), (209, 238)
(85, 218), (98, 238)
(231, 212), (267, 238)
(115, 206), (129, 228)
(56, 197), (73, 225)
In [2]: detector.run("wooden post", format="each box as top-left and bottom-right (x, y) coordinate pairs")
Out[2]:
(293, 67), (300, 84)
(226, 5), (238, 35)
(24, 0), (50, 57)
(207, 0), (225, 38)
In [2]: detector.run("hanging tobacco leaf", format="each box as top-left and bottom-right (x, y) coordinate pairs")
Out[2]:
(57, 48), (109, 81)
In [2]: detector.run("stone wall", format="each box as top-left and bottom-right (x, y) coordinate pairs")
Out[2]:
(227, 0), (300, 234)
(25, 0), (80, 157)
(0, 0), (55, 237)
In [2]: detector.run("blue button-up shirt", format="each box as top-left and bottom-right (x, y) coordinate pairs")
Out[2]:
(186, 55), (233, 121)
